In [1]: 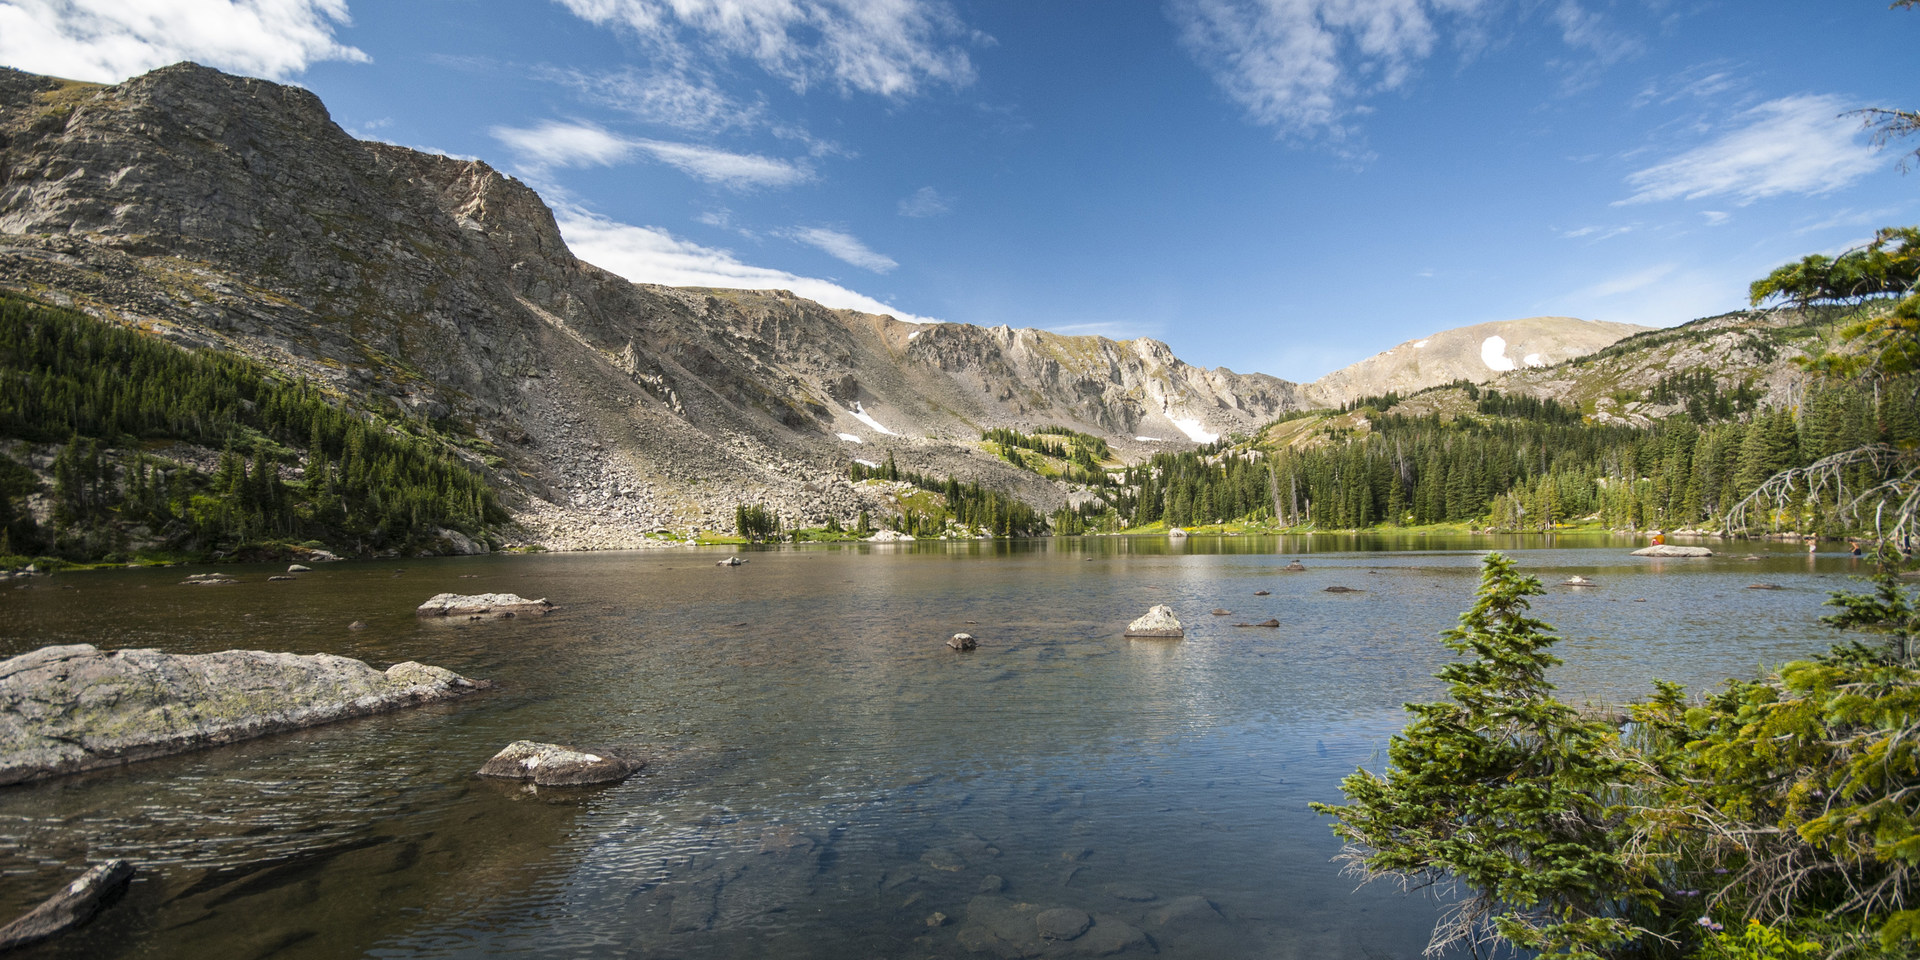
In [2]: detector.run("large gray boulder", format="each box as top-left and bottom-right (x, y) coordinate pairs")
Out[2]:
(0, 644), (489, 785)
(1125, 605), (1184, 638)
(1630, 545), (1714, 558)
(416, 592), (552, 617)
(476, 740), (643, 786)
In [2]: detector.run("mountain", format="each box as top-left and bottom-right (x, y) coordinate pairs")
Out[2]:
(1303, 316), (1650, 407)
(0, 63), (1299, 550)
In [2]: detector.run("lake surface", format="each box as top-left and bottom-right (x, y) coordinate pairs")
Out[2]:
(0, 534), (1868, 959)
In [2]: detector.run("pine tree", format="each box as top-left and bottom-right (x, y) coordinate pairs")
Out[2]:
(1311, 554), (1654, 958)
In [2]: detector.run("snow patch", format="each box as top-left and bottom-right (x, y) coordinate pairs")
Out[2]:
(1135, 436), (1163, 442)
(1413, 339), (1429, 348)
(1523, 353), (1545, 367)
(1480, 336), (1517, 372)
(854, 458), (881, 468)
(907, 330), (922, 340)
(849, 402), (899, 436)
(1170, 418), (1219, 444)
(836, 433), (864, 444)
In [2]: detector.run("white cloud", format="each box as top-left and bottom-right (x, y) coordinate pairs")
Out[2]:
(897, 186), (951, 217)
(552, 0), (976, 98)
(0, 0), (368, 83)
(558, 208), (939, 323)
(490, 120), (811, 188)
(1619, 94), (1884, 206)
(783, 226), (898, 273)
(637, 138), (811, 187)
(1167, 0), (1493, 138)
(1701, 210), (1730, 225)
(492, 120), (637, 169)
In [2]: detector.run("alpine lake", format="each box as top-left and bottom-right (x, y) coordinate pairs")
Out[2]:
(0, 534), (1867, 959)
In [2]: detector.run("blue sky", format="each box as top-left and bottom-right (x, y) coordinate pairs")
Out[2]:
(2, 1), (1915, 382)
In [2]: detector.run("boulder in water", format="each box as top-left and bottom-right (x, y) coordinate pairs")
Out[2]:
(0, 645), (488, 785)
(947, 633), (977, 650)
(715, 556), (746, 567)
(1284, 561), (1306, 571)
(476, 740), (643, 786)
(287, 564), (311, 573)
(1630, 545), (1714, 558)
(1323, 585), (1362, 593)
(1125, 605), (1183, 638)
(415, 593), (551, 617)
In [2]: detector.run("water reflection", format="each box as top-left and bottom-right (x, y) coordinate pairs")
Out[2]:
(0, 536), (1856, 958)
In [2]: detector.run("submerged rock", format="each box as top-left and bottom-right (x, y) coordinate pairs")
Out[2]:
(0, 645), (489, 785)
(1323, 586), (1362, 593)
(1561, 576), (1596, 586)
(0, 859), (134, 950)
(1125, 605), (1183, 638)
(1234, 619), (1281, 628)
(1284, 560), (1306, 571)
(1630, 545), (1714, 558)
(1209, 608), (1230, 616)
(1253, 590), (1270, 596)
(715, 556), (746, 567)
(415, 592), (551, 617)
(476, 740), (643, 786)
(1036, 907), (1091, 941)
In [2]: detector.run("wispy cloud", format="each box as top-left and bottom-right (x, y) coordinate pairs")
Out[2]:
(1619, 94), (1883, 206)
(541, 66), (764, 131)
(490, 120), (811, 188)
(897, 186), (952, 218)
(558, 208), (939, 323)
(1545, 0), (1640, 91)
(1560, 224), (1632, 241)
(782, 226), (898, 273)
(552, 0), (978, 98)
(1573, 262), (1677, 300)
(0, 0), (368, 83)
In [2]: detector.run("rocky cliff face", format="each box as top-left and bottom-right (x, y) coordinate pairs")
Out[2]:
(0, 63), (1300, 546)
(1303, 316), (1649, 407)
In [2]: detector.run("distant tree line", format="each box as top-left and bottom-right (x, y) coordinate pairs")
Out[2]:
(1109, 377), (1920, 535)
(848, 452), (1046, 537)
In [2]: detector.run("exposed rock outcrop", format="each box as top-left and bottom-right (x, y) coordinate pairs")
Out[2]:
(1125, 605), (1183, 638)
(415, 593), (552, 617)
(0, 644), (489, 784)
(1630, 545), (1714, 558)
(475, 740), (643, 786)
